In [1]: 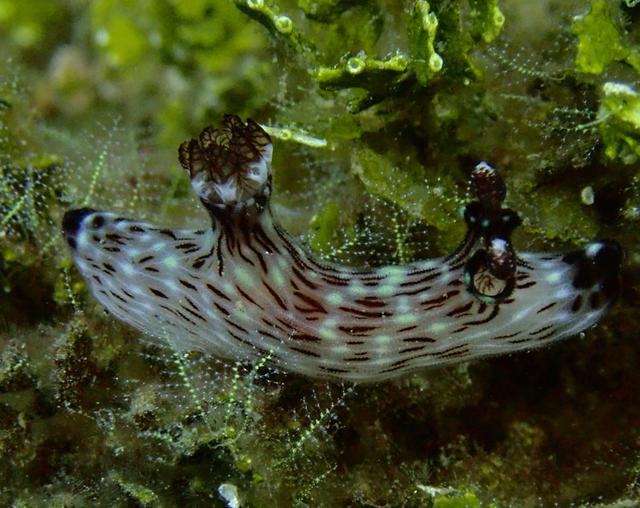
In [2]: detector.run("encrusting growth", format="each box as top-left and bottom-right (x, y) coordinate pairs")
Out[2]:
(62, 115), (622, 382)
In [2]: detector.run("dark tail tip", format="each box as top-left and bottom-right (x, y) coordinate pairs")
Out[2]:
(565, 239), (623, 306)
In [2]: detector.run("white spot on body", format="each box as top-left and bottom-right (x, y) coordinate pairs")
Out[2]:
(323, 317), (338, 329)
(377, 284), (395, 297)
(326, 292), (343, 306)
(394, 313), (418, 325)
(319, 327), (337, 340)
(374, 334), (392, 345)
(121, 263), (136, 276)
(348, 283), (366, 296)
(545, 272), (562, 284)
(271, 267), (286, 287)
(163, 256), (178, 269)
(331, 344), (350, 355)
(233, 267), (254, 287)
(429, 322), (448, 333)
(395, 296), (411, 313)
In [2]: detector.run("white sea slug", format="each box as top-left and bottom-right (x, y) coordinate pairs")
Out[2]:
(63, 115), (622, 382)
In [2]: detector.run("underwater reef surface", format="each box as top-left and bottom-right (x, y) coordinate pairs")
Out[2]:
(1, 0), (639, 506)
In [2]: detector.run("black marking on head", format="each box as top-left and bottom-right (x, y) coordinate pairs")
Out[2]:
(62, 208), (97, 248)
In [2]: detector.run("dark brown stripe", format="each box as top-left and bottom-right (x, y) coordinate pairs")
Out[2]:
(214, 302), (230, 316)
(289, 346), (320, 357)
(493, 331), (520, 340)
(463, 305), (499, 326)
(403, 336), (435, 343)
(290, 333), (321, 343)
(354, 297), (387, 308)
(263, 281), (288, 311)
(399, 345), (425, 354)
(149, 287), (168, 299)
(109, 290), (127, 303)
(181, 304), (207, 322)
(536, 302), (557, 314)
(179, 279), (198, 291)
(206, 283), (231, 301)
(236, 286), (264, 310)
(399, 271), (440, 288)
(447, 301), (474, 317)
(337, 325), (377, 336)
(224, 318), (249, 334)
(291, 265), (318, 290)
(338, 306), (390, 319)
(530, 324), (554, 336)
(318, 365), (350, 373)
(293, 291), (326, 314)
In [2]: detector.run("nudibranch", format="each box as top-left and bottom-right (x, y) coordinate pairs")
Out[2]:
(62, 115), (622, 382)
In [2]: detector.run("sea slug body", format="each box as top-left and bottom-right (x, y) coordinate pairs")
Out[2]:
(62, 115), (622, 382)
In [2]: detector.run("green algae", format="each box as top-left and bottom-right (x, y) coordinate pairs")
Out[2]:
(572, 0), (640, 75)
(599, 82), (640, 164)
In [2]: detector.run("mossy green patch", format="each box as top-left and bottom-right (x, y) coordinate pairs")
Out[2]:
(409, 1), (443, 86)
(572, 0), (640, 75)
(599, 82), (640, 164)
